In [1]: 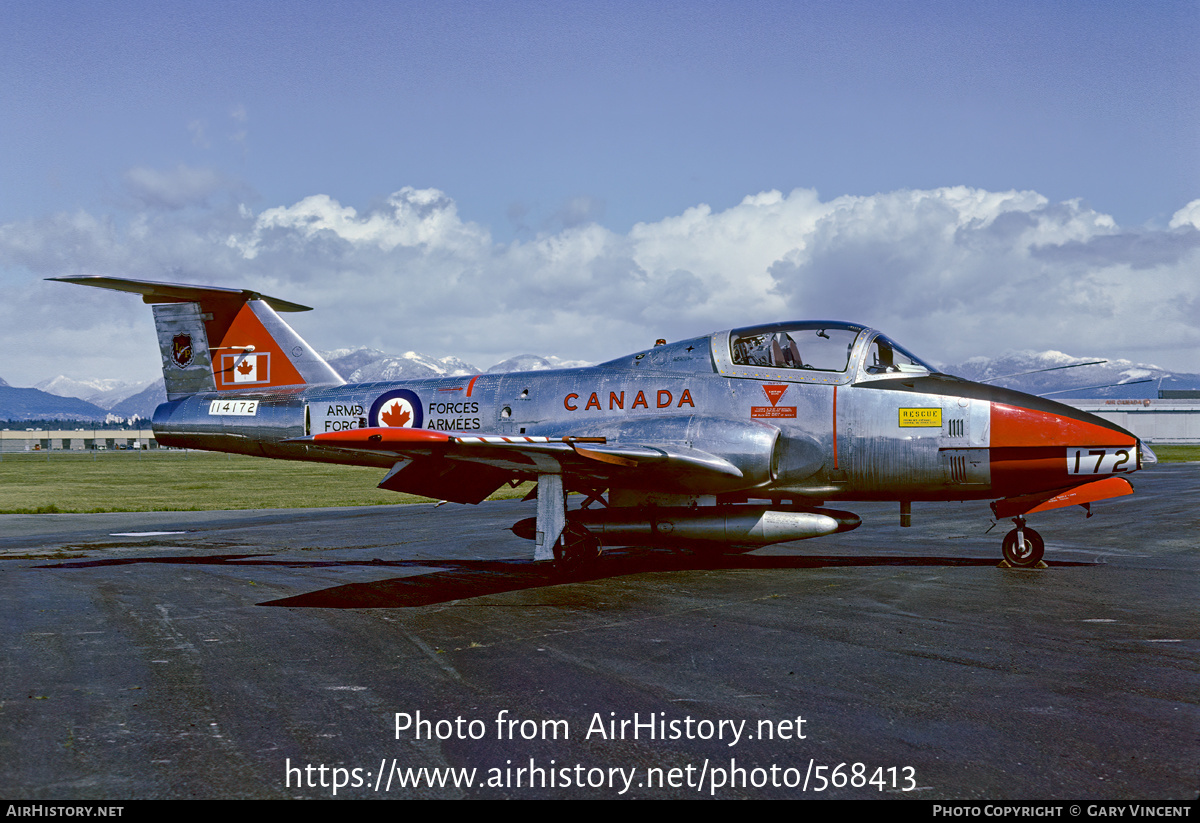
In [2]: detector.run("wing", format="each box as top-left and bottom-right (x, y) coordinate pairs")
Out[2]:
(289, 425), (756, 504)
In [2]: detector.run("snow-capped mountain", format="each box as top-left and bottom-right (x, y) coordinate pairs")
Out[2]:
(34, 376), (157, 410)
(486, 354), (594, 373)
(321, 347), (391, 380)
(321, 347), (479, 382)
(0, 381), (108, 421)
(108, 380), (167, 419)
(347, 353), (478, 383)
(937, 350), (1194, 399)
(321, 347), (591, 382)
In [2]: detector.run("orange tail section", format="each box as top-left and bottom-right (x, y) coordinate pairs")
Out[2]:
(51, 276), (344, 400)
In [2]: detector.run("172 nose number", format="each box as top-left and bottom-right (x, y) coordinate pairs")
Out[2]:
(1067, 448), (1133, 475)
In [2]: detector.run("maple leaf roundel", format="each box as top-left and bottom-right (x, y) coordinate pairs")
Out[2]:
(368, 389), (424, 430)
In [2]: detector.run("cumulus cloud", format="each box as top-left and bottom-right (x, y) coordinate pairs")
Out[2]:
(1169, 199), (1200, 230)
(2, 183), (1198, 386)
(765, 188), (1144, 355)
(229, 188), (489, 258)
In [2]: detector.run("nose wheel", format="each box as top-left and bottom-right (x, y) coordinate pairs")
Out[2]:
(1001, 516), (1044, 567)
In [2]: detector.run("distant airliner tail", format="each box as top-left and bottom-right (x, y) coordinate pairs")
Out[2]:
(50, 276), (344, 400)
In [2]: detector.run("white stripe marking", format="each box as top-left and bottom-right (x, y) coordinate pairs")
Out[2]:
(110, 535), (187, 542)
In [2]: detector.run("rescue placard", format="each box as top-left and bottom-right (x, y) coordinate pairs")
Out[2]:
(899, 408), (942, 427)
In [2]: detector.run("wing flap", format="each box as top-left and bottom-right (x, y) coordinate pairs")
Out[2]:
(377, 458), (515, 504)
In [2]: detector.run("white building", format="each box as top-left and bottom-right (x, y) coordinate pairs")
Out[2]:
(0, 428), (159, 453)
(1060, 398), (1200, 444)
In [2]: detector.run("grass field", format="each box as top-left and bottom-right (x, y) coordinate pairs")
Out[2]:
(1145, 444), (1200, 463)
(1, 445), (1195, 514)
(0, 450), (533, 514)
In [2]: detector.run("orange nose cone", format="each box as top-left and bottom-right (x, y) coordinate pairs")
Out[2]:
(991, 403), (1136, 449)
(990, 402), (1139, 497)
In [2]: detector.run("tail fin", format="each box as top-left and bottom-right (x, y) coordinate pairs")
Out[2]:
(51, 276), (345, 400)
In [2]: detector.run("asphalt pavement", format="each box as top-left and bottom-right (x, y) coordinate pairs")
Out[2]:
(1, 465), (1196, 799)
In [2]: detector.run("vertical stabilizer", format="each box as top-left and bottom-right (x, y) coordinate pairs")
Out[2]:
(51, 276), (345, 400)
(153, 302), (217, 400)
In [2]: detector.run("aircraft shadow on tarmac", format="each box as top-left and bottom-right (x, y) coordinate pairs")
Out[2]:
(40, 549), (1096, 609)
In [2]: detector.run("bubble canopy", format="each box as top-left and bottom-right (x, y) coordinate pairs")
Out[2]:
(726, 321), (936, 379)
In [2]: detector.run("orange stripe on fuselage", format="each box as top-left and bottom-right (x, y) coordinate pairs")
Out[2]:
(991, 403), (1135, 449)
(832, 385), (838, 469)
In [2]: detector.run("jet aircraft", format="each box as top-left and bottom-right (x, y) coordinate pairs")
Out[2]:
(54, 276), (1155, 572)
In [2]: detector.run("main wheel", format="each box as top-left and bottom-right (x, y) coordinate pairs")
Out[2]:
(552, 523), (602, 577)
(1002, 527), (1044, 567)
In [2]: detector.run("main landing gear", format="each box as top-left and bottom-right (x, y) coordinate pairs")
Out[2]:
(1001, 515), (1044, 568)
(552, 522), (602, 578)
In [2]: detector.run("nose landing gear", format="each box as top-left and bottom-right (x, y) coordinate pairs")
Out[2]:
(1001, 515), (1045, 568)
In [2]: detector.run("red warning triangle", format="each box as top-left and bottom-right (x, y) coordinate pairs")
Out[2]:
(762, 384), (788, 406)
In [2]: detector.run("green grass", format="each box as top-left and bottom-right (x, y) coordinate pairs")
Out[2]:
(1145, 444), (1200, 463)
(0, 450), (533, 514)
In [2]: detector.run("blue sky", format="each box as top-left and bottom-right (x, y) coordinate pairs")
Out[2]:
(2, 1), (1198, 385)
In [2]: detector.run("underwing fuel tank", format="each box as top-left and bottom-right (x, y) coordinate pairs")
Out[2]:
(513, 506), (861, 552)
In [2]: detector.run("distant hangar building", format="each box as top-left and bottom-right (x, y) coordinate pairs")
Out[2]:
(1060, 398), (1200, 444)
(0, 428), (158, 453)
(1056, 375), (1200, 444)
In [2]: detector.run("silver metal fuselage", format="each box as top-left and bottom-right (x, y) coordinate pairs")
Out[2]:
(51, 276), (1150, 563)
(153, 323), (1144, 506)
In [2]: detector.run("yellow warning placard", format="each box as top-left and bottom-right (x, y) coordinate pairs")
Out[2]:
(899, 408), (942, 427)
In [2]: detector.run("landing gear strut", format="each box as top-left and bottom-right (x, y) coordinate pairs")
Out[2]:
(1001, 515), (1044, 568)
(534, 473), (603, 576)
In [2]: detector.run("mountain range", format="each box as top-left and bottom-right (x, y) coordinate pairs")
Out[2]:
(937, 350), (1200, 399)
(0, 348), (595, 421)
(3, 347), (1196, 423)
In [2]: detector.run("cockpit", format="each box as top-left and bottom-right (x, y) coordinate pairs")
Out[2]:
(719, 321), (936, 383)
(860, 333), (936, 376)
(731, 325), (861, 373)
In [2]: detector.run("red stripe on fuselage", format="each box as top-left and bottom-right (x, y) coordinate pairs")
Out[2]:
(310, 427), (451, 448)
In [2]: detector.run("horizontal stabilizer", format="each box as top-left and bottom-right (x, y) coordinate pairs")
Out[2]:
(50, 276), (313, 312)
(52, 275), (342, 399)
